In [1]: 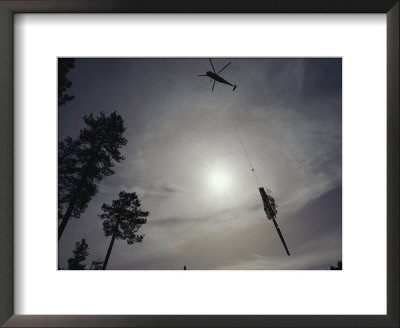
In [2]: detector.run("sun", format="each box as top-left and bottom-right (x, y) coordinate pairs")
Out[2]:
(209, 169), (230, 192)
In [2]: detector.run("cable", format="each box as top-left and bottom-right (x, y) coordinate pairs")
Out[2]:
(231, 117), (290, 256)
(231, 118), (261, 187)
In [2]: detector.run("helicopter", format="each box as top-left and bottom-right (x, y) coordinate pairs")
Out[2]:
(198, 58), (237, 92)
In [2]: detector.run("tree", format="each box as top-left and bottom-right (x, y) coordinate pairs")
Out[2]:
(99, 191), (149, 270)
(89, 260), (104, 270)
(67, 239), (89, 270)
(58, 111), (127, 240)
(329, 261), (342, 270)
(58, 58), (75, 106)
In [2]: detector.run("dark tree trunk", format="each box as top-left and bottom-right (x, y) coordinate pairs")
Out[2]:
(58, 132), (107, 241)
(58, 177), (85, 240)
(102, 217), (122, 270)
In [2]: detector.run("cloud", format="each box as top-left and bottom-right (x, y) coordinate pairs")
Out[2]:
(215, 242), (341, 270)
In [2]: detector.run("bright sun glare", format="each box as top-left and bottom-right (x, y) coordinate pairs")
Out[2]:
(209, 169), (230, 192)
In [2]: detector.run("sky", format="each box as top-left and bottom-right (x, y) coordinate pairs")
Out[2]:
(58, 58), (342, 270)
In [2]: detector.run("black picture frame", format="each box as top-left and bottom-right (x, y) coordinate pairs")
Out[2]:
(0, 1), (398, 327)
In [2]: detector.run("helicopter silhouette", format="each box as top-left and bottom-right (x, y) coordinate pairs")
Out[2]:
(198, 58), (237, 92)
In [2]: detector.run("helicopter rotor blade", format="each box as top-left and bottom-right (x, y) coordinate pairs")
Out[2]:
(209, 58), (216, 73)
(212, 80), (215, 92)
(218, 62), (231, 74)
(198, 74), (207, 76)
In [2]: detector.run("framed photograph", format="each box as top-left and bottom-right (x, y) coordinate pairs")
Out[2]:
(1, 1), (398, 327)
(56, 57), (341, 271)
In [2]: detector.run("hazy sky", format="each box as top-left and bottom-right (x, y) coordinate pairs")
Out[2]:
(58, 58), (342, 270)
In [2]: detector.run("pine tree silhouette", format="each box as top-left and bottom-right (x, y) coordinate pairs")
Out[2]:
(67, 239), (89, 270)
(58, 111), (127, 240)
(58, 58), (75, 106)
(99, 191), (149, 270)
